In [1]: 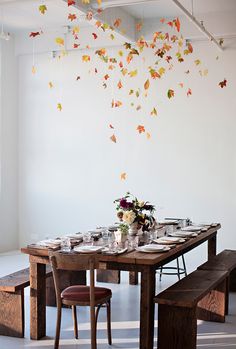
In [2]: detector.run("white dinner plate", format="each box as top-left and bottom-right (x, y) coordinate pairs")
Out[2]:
(158, 220), (179, 225)
(169, 232), (196, 238)
(136, 245), (170, 253)
(153, 237), (185, 244)
(181, 226), (203, 232)
(73, 246), (103, 253)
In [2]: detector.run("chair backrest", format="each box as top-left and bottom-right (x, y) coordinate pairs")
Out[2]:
(49, 251), (100, 308)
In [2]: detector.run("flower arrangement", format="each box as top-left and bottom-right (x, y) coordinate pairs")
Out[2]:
(114, 192), (156, 232)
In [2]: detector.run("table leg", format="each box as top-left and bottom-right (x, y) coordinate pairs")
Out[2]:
(140, 267), (156, 349)
(208, 234), (217, 259)
(30, 262), (46, 339)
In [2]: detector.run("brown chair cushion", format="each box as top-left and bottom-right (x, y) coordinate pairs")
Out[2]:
(61, 285), (112, 302)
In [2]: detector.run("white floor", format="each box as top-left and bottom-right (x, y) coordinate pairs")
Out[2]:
(0, 251), (236, 349)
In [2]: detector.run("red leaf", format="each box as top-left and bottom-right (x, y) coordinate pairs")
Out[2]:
(29, 31), (40, 38)
(92, 33), (98, 39)
(219, 79), (227, 88)
(67, 0), (75, 6)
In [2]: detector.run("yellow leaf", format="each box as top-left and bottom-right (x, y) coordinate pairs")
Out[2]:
(144, 79), (150, 90)
(128, 69), (138, 77)
(57, 103), (62, 111)
(158, 67), (165, 76)
(120, 172), (126, 180)
(118, 50), (123, 57)
(146, 132), (151, 139)
(110, 134), (117, 143)
(32, 66), (36, 74)
(82, 55), (90, 62)
(194, 59), (201, 66)
(48, 81), (53, 88)
(151, 107), (157, 116)
(55, 37), (64, 46)
(97, 0), (102, 5)
(121, 68), (128, 76)
(82, 0), (90, 3)
(72, 26), (80, 34)
(39, 5), (47, 15)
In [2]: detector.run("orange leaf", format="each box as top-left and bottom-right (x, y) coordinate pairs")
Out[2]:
(110, 134), (117, 143)
(137, 125), (145, 134)
(117, 80), (123, 89)
(114, 18), (122, 28)
(144, 79), (150, 90)
(104, 74), (109, 80)
(120, 172), (126, 180)
(174, 17), (181, 32)
(167, 89), (174, 99)
(68, 13), (77, 21)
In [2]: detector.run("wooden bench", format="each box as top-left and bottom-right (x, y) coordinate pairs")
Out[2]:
(197, 249), (236, 314)
(154, 269), (228, 349)
(0, 266), (52, 338)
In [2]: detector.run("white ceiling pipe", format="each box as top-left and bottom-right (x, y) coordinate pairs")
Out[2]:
(93, 0), (160, 9)
(172, 0), (223, 51)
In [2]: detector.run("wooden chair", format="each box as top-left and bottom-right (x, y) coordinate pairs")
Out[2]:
(49, 251), (112, 349)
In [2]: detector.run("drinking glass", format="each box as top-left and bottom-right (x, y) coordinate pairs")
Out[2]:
(60, 237), (71, 251)
(83, 231), (92, 244)
(165, 225), (174, 236)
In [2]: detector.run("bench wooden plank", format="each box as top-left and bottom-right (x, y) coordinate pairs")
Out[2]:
(0, 266), (52, 293)
(198, 249), (236, 273)
(155, 269), (228, 308)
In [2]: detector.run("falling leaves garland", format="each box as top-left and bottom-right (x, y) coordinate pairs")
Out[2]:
(31, 2), (226, 180)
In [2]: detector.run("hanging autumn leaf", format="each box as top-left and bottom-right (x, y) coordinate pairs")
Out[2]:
(57, 103), (62, 111)
(32, 66), (36, 74)
(92, 33), (98, 39)
(167, 89), (175, 99)
(117, 80), (123, 89)
(185, 70), (190, 74)
(110, 134), (117, 143)
(82, 0), (90, 3)
(137, 125), (145, 134)
(129, 89), (134, 95)
(160, 18), (165, 24)
(109, 124), (114, 129)
(110, 33), (115, 40)
(29, 32), (40, 38)
(128, 70), (138, 77)
(55, 37), (64, 46)
(48, 81), (53, 88)
(173, 17), (181, 32)
(146, 132), (151, 140)
(67, 0), (75, 5)
(97, 0), (102, 5)
(114, 18), (122, 28)
(39, 5), (47, 14)
(104, 74), (109, 80)
(124, 42), (132, 50)
(219, 79), (227, 88)
(68, 13), (77, 21)
(179, 83), (184, 88)
(112, 100), (122, 108)
(151, 107), (157, 116)
(199, 69), (208, 77)
(187, 88), (192, 97)
(136, 22), (143, 32)
(82, 55), (90, 62)
(86, 11), (93, 21)
(73, 43), (80, 48)
(144, 79), (150, 90)
(194, 59), (201, 66)
(120, 172), (126, 180)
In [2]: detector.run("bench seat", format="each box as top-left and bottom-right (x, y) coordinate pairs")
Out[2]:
(154, 269), (228, 349)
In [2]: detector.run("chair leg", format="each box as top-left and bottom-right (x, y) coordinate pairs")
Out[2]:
(54, 305), (62, 349)
(72, 305), (78, 339)
(159, 266), (163, 281)
(176, 257), (181, 280)
(106, 300), (112, 345)
(182, 254), (187, 276)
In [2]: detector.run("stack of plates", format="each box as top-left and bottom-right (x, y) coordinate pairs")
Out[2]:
(136, 244), (170, 253)
(153, 236), (185, 245)
(181, 226), (203, 232)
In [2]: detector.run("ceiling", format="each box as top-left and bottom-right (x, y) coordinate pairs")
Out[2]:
(0, 0), (235, 33)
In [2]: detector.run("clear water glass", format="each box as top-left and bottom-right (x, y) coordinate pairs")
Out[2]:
(60, 237), (71, 251)
(165, 225), (174, 236)
(83, 231), (92, 244)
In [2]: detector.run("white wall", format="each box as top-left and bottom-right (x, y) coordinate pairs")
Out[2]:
(17, 27), (236, 268)
(0, 37), (18, 252)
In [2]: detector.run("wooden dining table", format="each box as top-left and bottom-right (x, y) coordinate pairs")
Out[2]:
(21, 223), (220, 349)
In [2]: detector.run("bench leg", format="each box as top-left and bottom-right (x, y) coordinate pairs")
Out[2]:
(158, 304), (197, 349)
(0, 290), (24, 337)
(197, 279), (226, 323)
